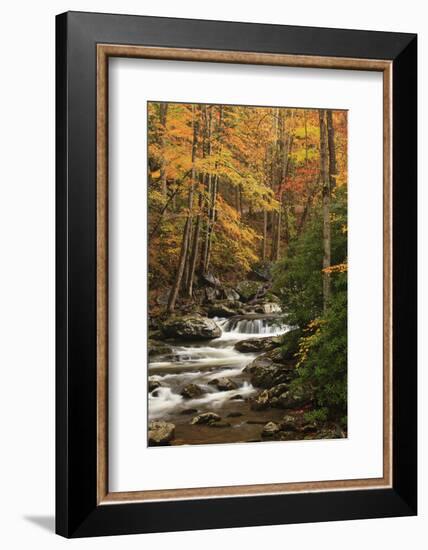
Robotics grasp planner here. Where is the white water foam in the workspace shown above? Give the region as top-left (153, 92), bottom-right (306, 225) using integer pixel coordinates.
top-left (148, 314), bottom-right (290, 420)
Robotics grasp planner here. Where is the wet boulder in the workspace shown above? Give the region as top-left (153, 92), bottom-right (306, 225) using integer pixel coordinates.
top-left (190, 412), bottom-right (221, 425)
top-left (261, 421), bottom-right (281, 437)
top-left (229, 394), bottom-right (244, 401)
top-left (162, 314), bottom-right (221, 341)
top-left (148, 379), bottom-right (161, 392)
top-left (180, 407), bottom-right (199, 415)
top-left (148, 421), bottom-right (175, 446)
top-left (250, 383), bottom-right (312, 411)
top-left (234, 336), bottom-right (281, 353)
top-left (243, 349), bottom-right (297, 388)
top-left (222, 287), bottom-right (240, 301)
top-left (250, 389), bottom-right (270, 410)
top-left (148, 339), bottom-right (173, 357)
top-left (270, 386), bottom-right (313, 409)
top-left (208, 300), bottom-right (242, 318)
top-left (257, 302), bottom-right (282, 314)
top-left (208, 377), bottom-right (238, 391)
top-left (180, 383), bottom-right (204, 399)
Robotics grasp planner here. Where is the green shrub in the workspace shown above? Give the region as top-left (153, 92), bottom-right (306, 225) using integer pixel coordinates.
top-left (273, 187), bottom-right (348, 422)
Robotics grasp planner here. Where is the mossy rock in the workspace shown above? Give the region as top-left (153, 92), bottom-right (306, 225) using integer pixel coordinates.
top-left (148, 339), bottom-right (173, 357)
top-left (236, 280), bottom-right (263, 302)
top-left (162, 314), bottom-right (221, 340)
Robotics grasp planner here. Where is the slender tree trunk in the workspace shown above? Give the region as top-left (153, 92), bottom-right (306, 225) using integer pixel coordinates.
top-left (159, 103), bottom-right (168, 198)
top-left (327, 110), bottom-right (337, 190)
top-left (304, 110), bottom-right (309, 167)
top-left (319, 109), bottom-right (331, 312)
top-left (261, 145), bottom-right (269, 260)
top-left (200, 107), bottom-right (213, 274)
top-left (186, 188), bottom-right (203, 296)
top-left (205, 174), bottom-right (218, 272)
top-left (201, 105), bottom-right (222, 274)
top-left (262, 209), bottom-right (268, 260)
top-left (188, 105), bottom-right (215, 295)
top-left (167, 107), bottom-right (199, 313)
top-left (200, 171), bottom-right (212, 271)
top-left (270, 109), bottom-right (280, 261)
top-left (273, 112), bottom-right (293, 261)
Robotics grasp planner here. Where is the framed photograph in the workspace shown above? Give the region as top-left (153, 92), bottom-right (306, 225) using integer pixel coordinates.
top-left (56, 11), bottom-right (417, 537)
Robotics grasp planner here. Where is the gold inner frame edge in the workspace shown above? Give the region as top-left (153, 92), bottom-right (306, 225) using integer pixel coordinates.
top-left (96, 44), bottom-right (393, 505)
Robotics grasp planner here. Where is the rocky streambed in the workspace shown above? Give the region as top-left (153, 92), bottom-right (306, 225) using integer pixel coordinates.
top-left (147, 313), bottom-right (344, 446)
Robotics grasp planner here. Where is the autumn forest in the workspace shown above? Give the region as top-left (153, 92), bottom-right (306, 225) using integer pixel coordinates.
top-left (147, 102), bottom-right (348, 447)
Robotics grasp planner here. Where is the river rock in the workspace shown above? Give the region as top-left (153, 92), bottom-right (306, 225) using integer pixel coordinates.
top-left (180, 407), bottom-right (199, 415)
top-left (270, 386), bottom-right (313, 409)
top-left (204, 286), bottom-right (221, 303)
top-left (148, 421), bottom-right (175, 445)
top-left (208, 420), bottom-right (232, 428)
top-left (250, 389), bottom-right (270, 410)
top-left (148, 339), bottom-right (173, 357)
top-left (180, 383), bottom-right (204, 399)
top-left (208, 377), bottom-right (238, 391)
top-left (234, 336), bottom-right (281, 353)
top-left (201, 272), bottom-right (221, 287)
top-left (261, 421), bottom-right (281, 437)
top-left (226, 411), bottom-right (243, 418)
top-left (162, 314), bottom-right (221, 340)
top-left (280, 414), bottom-right (301, 431)
top-left (148, 379), bottom-right (161, 392)
top-left (236, 281), bottom-right (263, 302)
top-left (208, 300), bottom-right (242, 318)
top-left (250, 383), bottom-right (312, 411)
top-left (258, 302), bottom-right (282, 314)
top-left (222, 287), bottom-right (240, 301)
top-left (190, 412), bottom-right (221, 425)
top-left (244, 349), bottom-right (297, 388)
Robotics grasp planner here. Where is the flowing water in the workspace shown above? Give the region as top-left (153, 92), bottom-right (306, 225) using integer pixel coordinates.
top-left (148, 315), bottom-right (290, 445)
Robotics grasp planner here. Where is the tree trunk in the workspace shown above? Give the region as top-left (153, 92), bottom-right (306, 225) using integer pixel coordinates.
top-left (270, 109), bottom-right (280, 261)
top-left (167, 107), bottom-right (199, 313)
top-left (327, 110), bottom-right (337, 190)
top-left (200, 107), bottom-right (213, 274)
top-left (273, 112), bottom-right (293, 261)
top-left (201, 105), bottom-right (222, 274)
top-left (319, 109), bottom-right (331, 312)
top-left (262, 209), bottom-right (268, 260)
top-left (304, 110), bottom-right (309, 167)
top-left (205, 174), bottom-right (218, 272)
top-left (186, 188), bottom-right (203, 296)
top-left (159, 102), bottom-right (168, 198)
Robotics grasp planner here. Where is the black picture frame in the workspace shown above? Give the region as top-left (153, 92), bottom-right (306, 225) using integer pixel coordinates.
top-left (56, 11), bottom-right (417, 538)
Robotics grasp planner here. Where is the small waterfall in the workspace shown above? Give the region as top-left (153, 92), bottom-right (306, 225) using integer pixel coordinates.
top-left (221, 316), bottom-right (287, 336)
top-left (148, 314), bottom-right (290, 421)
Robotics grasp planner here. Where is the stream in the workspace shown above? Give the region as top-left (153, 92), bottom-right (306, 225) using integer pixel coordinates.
top-left (148, 315), bottom-right (291, 445)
